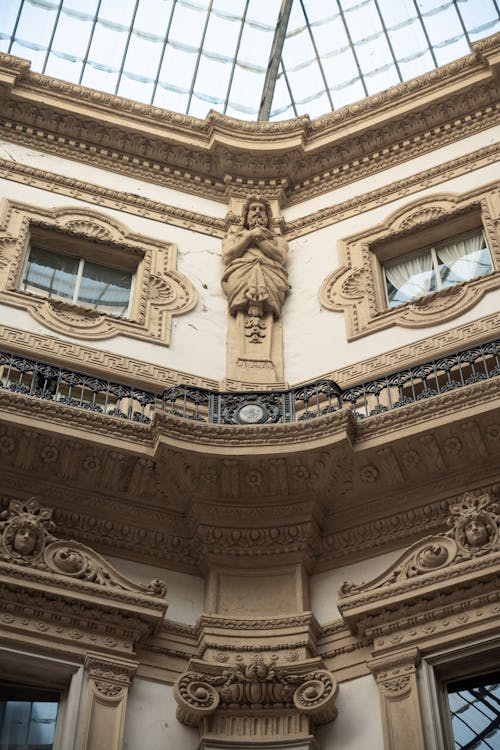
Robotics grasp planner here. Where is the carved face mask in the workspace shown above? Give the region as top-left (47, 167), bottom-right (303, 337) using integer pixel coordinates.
top-left (246, 202), bottom-right (268, 228)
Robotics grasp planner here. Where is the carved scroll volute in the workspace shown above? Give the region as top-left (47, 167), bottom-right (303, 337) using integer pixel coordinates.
top-left (293, 669), bottom-right (338, 724)
top-left (80, 654), bottom-right (137, 750)
top-left (173, 672), bottom-right (220, 727)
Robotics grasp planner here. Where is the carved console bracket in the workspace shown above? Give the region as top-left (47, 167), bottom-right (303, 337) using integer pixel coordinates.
top-left (174, 655), bottom-right (337, 741)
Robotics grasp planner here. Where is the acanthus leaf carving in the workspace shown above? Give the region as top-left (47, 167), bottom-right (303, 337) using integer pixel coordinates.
top-left (174, 656), bottom-right (338, 730)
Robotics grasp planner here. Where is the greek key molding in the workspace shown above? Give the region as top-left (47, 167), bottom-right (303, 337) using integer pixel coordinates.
top-left (0, 199), bottom-right (197, 345)
top-left (319, 187), bottom-right (500, 340)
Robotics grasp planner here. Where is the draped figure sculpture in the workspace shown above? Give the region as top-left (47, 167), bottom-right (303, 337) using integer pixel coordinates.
top-left (222, 197), bottom-right (289, 320)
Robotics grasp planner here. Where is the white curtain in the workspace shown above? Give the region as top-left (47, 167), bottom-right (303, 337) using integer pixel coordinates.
top-left (437, 232), bottom-right (489, 283)
top-left (385, 251), bottom-right (434, 304)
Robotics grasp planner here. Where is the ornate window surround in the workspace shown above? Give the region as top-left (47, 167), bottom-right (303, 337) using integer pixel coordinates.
top-left (0, 200), bottom-right (197, 345)
top-left (319, 185), bottom-right (500, 340)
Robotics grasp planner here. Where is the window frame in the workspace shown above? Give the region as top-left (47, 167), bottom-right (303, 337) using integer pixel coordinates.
top-left (20, 242), bottom-right (135, 319)
top-left (0, 646), bottom-right (84, 750)
top-left (0, 201), bottom-right (197, 346)
top-left (419, 638), bottom-right (500, 750)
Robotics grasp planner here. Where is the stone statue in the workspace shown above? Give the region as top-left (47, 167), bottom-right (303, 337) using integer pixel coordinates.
top-left (221, 197), bottom-right (289, 319)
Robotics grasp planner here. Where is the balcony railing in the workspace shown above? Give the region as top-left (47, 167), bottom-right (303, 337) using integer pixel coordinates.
top-left (0, 338), bottom-right (499, 427)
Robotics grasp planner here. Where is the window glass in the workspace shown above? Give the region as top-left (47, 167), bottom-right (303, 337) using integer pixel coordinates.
top-left (22, 246), bottom-right (79, 301)
top-left (0, 682), bottom-right (59, 750)
top-left (78, 261), bottom-right (132, 315)
top-left (384, 230), bottom-right (492, 307)
top-left (22, 246), bottom-right (132, 316)
top-left (447, 671), bottom-right (500, 749)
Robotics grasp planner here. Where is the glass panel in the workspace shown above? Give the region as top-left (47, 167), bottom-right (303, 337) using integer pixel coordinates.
top-left (0, 699), bottom-right (58, 749)
top-left (384, 249), bottom-right (437, 307)
top-left (447, 671), bottom-right (500, 750)
top-left (22, 247), bottom-right (79, 302)
top-left (78, 261), bottom-right (132, 315)
top-left (436, 231), bottom-right (492, 286)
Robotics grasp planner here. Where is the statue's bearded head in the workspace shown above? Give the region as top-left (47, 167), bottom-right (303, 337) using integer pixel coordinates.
top-left (245, 200), bottom-right (270, 229)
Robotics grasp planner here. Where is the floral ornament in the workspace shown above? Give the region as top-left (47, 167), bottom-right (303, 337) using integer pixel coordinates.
top-left (40, 445), bottom-right (58, 464)
top-left (359, 464), bottom-right (379, 483)
top-left (291, 465), bottom-right (310, 482)
top-left (245, 469), bottom-right (263, 488)
top-left (403, 450), bottom-right (421, 467)
top-left (83, 455), bottom-right (101, 472)
top-left (444, 437), bottom-right (462, 456)
top-left (486, 424), bottom-right (500, 441)
top-left (0, 435), bottom-right (15, 455)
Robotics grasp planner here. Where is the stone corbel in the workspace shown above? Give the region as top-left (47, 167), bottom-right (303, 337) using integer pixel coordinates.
top-left (367, 648), bottom-right (425, 750)
top-left (79, 653), bottom-right (137, 750)
top-left (174, 656), bottom-right (337, 743)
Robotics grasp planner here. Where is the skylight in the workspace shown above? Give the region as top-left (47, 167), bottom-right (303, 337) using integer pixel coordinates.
top-left (1, 0), bottom-right (499, 121)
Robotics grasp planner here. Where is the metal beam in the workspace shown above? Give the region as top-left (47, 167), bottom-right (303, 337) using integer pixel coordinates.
top-left (258, 0), bottom-right (294, 121)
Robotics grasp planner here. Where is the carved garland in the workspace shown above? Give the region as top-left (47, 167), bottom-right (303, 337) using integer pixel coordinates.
top-left (0, 200), bottom-right (197, 345)
top-left (319, 188), bottom-right (500, 340)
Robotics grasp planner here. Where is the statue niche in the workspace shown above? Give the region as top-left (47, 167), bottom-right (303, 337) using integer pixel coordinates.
top-left (222, 196), bottom-right (289, 385)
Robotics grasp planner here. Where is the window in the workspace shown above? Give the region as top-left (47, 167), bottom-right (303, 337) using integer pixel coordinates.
top-left (21, 245), bottom-right (133, 317)
top-left (447, 672), bottom-right (500, 750)
top-left (0, 682), bottom-right (60, 750)
top-left (384, 230), bottom-right (493, 308)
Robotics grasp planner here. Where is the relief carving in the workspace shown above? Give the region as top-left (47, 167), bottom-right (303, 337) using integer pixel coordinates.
top-left (174, 655), bottom-right (337, 732)
top-left (222, 196), bottom-right (289, 384)
top-left (0, 496), bottom-right (167, 597)
top-left (339, 490), bottom-right (500, 599)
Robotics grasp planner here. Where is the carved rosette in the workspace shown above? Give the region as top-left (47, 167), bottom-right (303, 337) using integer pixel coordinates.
top-left (174, 657), bottom-right (338, 731)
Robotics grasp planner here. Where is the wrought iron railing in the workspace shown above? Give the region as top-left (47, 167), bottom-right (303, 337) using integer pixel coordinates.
top-left (0, 338), bottom-right (499, 427)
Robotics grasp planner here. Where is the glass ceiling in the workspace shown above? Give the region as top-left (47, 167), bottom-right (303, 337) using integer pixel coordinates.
top-left (1, 0), bottom-right (499, 122)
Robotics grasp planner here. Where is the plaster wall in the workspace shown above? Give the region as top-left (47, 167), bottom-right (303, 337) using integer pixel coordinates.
top-left (315, 674), bottom-right (384, 750)
top-left (311, 549), bottom-right (402, 624)
top-left (107, 555), bottom-right (204, 626)
top-left (123, 679), bottom-right (198, 750)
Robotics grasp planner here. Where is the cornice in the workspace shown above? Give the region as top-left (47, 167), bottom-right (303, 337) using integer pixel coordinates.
top-left (0, 157), bottom-right (226, 239)
top-left (0, 34), bottom-right (498, 204)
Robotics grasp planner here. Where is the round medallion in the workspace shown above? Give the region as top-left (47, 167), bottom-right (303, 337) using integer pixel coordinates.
top-left (236, 403), bottom-right (267, 424)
